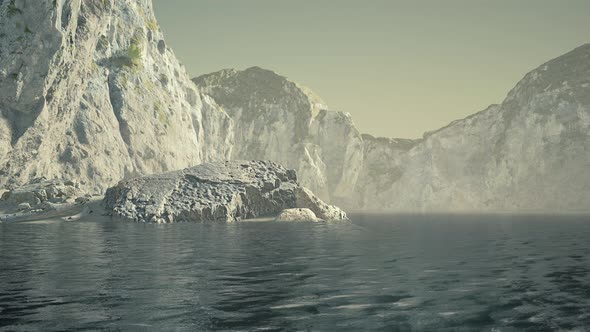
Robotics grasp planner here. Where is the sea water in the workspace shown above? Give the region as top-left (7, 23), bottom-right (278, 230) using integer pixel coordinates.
top-left (1, 213), bottom-right (589, 331)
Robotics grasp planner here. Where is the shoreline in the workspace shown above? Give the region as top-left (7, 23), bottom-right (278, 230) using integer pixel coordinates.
top-left (0, 196), bottom-right (105, 223)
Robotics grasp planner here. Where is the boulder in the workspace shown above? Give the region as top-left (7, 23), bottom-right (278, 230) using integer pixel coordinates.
top-left (296, 187), bottom-right (348, 220)
top-left (0, 180), bottom-right (82, 207)
top-left (0, 180), bottom-right (94, 223)
top-left (103, 160), bottom-right (348, 223)
top-left (275, 208), bottom-right (320, 222)
top-left (17, 203), bottom-right (32, 211)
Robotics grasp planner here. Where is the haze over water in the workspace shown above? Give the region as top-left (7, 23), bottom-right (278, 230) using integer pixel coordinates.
top-left (1, 214), bottom-right (590, 331)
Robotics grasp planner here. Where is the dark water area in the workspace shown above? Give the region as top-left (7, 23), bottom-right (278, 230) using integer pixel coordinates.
top-left (1, 214), bottom-right (590, 331)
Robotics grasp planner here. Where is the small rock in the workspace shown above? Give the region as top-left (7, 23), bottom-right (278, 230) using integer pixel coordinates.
top-left (296, 187), bottom-right (348, 221)
top-left (48, 197), bottom-right (66, 204)
top-left (17, 203), bottom-right (31, 211)
top-left (275, 208), bottom-right (320, 222)
top-left (1, 180), bottom-right (82, 208)
top-left (75, 196), bottom-right (88, 204)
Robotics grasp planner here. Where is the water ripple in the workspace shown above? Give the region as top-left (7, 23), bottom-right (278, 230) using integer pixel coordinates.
top-left (1, 214), bottom-right (590, 330)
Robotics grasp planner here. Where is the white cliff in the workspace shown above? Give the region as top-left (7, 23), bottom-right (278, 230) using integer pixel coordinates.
top-left (352, 135), bottom-right (421, 210)
top-left (195, 45), bottom-right (590, 212)
top-left (193, 67), bottom-right (364, 204)
top-left (0, 0), bottom-right (233, 194)
top-left (1, 1), bottom-right (588, 213)
top-left (360, 44), bottom-right (590, 212)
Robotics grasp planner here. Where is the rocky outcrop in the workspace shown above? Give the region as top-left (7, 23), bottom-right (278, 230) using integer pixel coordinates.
top-left (295, 186), bottom-right (348, 220)
top-left (0, 179), bottom-right (94, 223)
top-left (0, 0), bottom-right (233, 194)
top-left (193, 67), bottom-right (364, 203)
top-left (103, 160), bottom-right (348, 223)
top-left (0, 179), bottom-right (82, 206)
top-left (275, 208), bottom-right (320, 222)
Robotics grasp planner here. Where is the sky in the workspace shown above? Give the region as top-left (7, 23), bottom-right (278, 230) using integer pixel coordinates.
top-left (153, 0), bottom-right (590, 139)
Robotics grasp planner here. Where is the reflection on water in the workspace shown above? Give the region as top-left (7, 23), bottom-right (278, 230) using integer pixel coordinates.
top-left (1, 214), bottom-right (590, 331)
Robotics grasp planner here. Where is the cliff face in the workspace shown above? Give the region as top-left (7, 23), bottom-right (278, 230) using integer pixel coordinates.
top-left (195, 45), bottom-right (590, 212)
top-left (2, 1), bottom-right (588, 212)
top-left (351, 135), bottom-right (421, 210)
top-left (193, 67), bottom-right (364, 204)
top-left (0, 0), bottom-right (233, 194)
top-left (363, 45), bottom-right (590, 212)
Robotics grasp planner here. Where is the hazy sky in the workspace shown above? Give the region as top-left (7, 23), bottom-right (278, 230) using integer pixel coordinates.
top-left (153, 0), bottom-right (590, 138)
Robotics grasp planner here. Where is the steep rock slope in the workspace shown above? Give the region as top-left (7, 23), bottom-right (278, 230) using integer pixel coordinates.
top-left (195, 45), bottom-right (590, 212)
top-left (351, 135), bottom-right (422, 209)
top-left (0, 0), bottom-right (233, 194)
top-left (193, 67), bottom-right (363, 203)
top-left (357, 44), bottom-right (590, 211)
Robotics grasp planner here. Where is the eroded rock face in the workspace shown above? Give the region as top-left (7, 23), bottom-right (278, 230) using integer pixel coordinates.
top-left (103, 160), bottom-right (348, 223)
top-left (0, 0), bottom-right (233, 194)
top-left (194, 45), bottom-right (590, 212)
top-left (275, 208), bottom-right (319, 222)
top-left (193, 67), bottom-right (364, 203)
top-left (2, 1), bottom-right (588, 213)
top-left (353, 45), bottom-right (590, 212)
top-left (350, 135), bottom-right (422, 210)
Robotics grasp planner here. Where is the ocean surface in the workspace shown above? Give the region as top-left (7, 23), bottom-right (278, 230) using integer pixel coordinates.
top-left (1, 213), bottom-right (590, 331)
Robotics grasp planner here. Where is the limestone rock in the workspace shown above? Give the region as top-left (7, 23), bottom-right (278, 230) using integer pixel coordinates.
top-left (17, 202), bottom-right (31, 211)
top-left (353, 44), bottom-right (590, 212)
top-left (0, 178), bottom-right (93, 222)
top-left (295, 186), bottom-right (348, 221)
top-left (103, 160), bottom-right (348, 223)
top-left (275, 208), bottom-right (319, 222)
top-left (350, 135), bottom-right (422, 210)
top-left (309, 110), bottom-right (363, 203)
top-left (0, 179), bottom-right (81, 207)
top-left (2, 0), bottom-right (588, 213)
top-left (195, 45), bottom-right (590, 212)
top-left (0, 0), bottom-right (233, 194)
top-left (193, 67), bottom-right (364, 203)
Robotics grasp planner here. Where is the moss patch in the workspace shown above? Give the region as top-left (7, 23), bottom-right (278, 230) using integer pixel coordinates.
top-left (154, 101), bottom-right (170, 127)
top-left (123, 29), bottom-right (147, 71)
top-left (8, 0), bottom-right (23, 17)
top-left (127, 38), bottom-right (142, 68)
top-left (146, 19), bottom-right (158, 31)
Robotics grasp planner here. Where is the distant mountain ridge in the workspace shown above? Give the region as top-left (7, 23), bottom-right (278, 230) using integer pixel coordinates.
top-left (195, 44), bottom-right (590, 211)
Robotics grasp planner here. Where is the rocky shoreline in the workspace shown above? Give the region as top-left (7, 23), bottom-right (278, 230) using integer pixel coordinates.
top-left (104, 160), bottom-right (347, 223)
top-left (0, 180), bottom-right (101, 223)
top-left (1, 161), bottom-right (348, 224)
